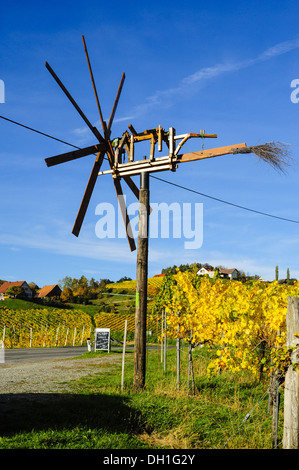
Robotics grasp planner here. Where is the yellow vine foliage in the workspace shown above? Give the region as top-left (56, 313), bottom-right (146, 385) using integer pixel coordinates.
top-left (164, 272), bottom-right (299, 377)
top-left (0, 306), bottom-right (93, 348)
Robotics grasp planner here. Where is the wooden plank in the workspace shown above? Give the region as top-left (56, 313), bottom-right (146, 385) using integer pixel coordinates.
top-left (176, 143), bottom-right (247, 163)
top-left (45, 143), bottom-right (105, 167)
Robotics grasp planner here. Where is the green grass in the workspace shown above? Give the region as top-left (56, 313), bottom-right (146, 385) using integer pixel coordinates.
top-left (1, 299), bottom-right (57, 310)
top-left (0, 346), bottom-right (282, 449)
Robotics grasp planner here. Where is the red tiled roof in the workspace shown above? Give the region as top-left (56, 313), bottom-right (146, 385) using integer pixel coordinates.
top-left (37, 284), bottom-right (61, 298)
top-left (0, 281), bottom-right (26, 294)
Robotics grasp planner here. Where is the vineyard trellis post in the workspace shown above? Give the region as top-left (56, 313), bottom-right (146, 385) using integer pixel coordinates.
top-left (73, 327), bottom-right (77, 346)
top-left (177, 323), bottom-right (180, 390)
top-left (121, 319), bottom-right (128, 392)
top-left (283, 296), bottom-right (299, 449)
top-left (188, 330), bottom-right (195, 396)
top-left (64, 328), bottom-right (69, 346)
top-left (160, 310), bottom-right (164, 363)
top-left (164, 310), bottom-right (167, 373)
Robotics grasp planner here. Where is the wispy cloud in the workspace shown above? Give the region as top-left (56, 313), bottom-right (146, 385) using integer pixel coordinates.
top-left (71, 37), bottom-right (299, 136)
top-left (127, 37), bottom-right (299, 119)
top-left (0, 230), bottom-right (135, 264)
top-left (0, 220), bottom-right (176, 265)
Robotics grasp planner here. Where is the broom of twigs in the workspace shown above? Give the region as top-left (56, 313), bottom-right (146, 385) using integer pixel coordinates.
top-left (232, 141), bottom-right (292, 172)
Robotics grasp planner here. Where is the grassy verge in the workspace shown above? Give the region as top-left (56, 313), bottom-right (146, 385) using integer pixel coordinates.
top-left (0, 346), bottom-right (283, 449)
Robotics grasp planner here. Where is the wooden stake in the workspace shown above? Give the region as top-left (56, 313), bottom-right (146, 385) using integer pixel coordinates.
top-left (177, 325), bottom-right (180, 391)
top-left (133, 172), bottom-right (149, 391)
top-left (164, 310), bottom-right (167, 373)
top-left (121, 320), bottom-right (128, 392)
top-left (283, 297), bottom-right (299, 449)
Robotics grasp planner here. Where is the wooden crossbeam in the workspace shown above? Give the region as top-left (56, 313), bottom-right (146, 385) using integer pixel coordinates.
top-left (98, 143), bottom-right (247, 177)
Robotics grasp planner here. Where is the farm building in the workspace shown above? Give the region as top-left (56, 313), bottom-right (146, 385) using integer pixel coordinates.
top-left (197, 267), bottom-right (215, 278)
top-left (36, 284), bottom-right (62, 300)
top-left (0, 281), bottom-right (32, 300)
top-left (219, 268), bottom-right (238, 280)
top-left (197, 267), bottom-right (238, 280)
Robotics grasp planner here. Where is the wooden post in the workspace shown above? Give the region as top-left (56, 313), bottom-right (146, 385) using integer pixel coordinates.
top-left (164, 310), bottom-right (167, 372)
top-left (270, 373), bottom-right (281, 448)
top-left (188, 331), bottom-right (195, 396)
top-left (55, 326), bottom-right (59, 347)
top-left (161, 310), bottom-right (164, 363)
top-left (133, 172), bottom-right (149, 391)
top-left (177, 326), bottom-right (180, 390)
top-left (65, 328), bottom-right (69, 346)
top-left (121, 320), bottom-right (128, 392)
top-left (283, 297), bottom-right (299, 449)
top-left (73, 327), bottom-right (77, 346)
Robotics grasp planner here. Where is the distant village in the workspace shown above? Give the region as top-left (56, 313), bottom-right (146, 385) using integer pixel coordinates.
top-left (0, 263), bottom-right (295, 302)
top-left (0, 281), bottom-right (61, 302)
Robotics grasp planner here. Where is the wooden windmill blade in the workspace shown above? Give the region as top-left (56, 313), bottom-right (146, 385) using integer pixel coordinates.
top-left (104, 71), bottom-right (142, 203)
top-left (72, 151), bottom-right (106, 237)
top-left (81, 35), bottom-right (139, 251)
top-left (113, 178), bottom-right (136, 251)
top-left (104, 73), bottom-right (137, 250)
top-left (45, 143), bottom-right (105, 167)
top-left (81, 35), bottom-right (107, 135)
top-left (45, 61), bottom-right (105, 144)
top-left (107, 71), bottom-right (125, 133)
top-left (44, 39), bottom-right (138, 251)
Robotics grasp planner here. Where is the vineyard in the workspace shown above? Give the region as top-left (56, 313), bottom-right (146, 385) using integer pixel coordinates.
top-left (0, 306), bottom-right (93, 348)
top-left (155, 271), bottom-right (299, 378)
top-left (94, 312), bottom-right (160, 337)
top-left (2, 272), bottom-right (299, 373)
top-left (107, 275), bottom-right (166, 293)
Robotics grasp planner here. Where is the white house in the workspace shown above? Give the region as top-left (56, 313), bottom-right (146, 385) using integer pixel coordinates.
top-left (197, 267), bottom-right (215, 278)
top-left (197, 267), bottom-right (238, 280)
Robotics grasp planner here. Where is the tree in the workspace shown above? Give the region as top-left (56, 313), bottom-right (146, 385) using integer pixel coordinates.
top-left (287, 268), bottom-right (290, 284)
top-left (28, 282), bottom-right (39, 297)
top-left (61, 287), bottom-right (74, 302)
top-left (275, 265), bottom-right (279, 281)
top-left (6, 286), bottom-right (23, 298)
top-left (58, 276), bottom-right (73, 290)
top-left (117, 276), bottom-right (132, 283)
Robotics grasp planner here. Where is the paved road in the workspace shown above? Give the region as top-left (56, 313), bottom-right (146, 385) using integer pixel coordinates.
top-left (1, 346), bottom-right (88, 365)
top-left (1, 344), bottom-right (163, 366)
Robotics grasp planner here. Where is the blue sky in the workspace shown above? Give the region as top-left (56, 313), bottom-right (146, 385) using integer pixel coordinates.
top-left (1, 0), bottom-right (299, 286)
